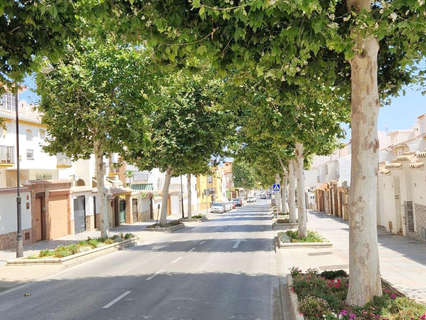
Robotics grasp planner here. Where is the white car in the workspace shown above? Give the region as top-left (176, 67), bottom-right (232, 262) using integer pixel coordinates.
top-left (224, 202), bottom-right (233, 211)
top-left (247, 196), bottom-right (256, 203)
top-left (210, 202), bottom-right (225, 213)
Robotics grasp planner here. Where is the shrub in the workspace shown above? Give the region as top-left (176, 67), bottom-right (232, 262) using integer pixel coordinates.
top-left (39, 249), bottom-right (54, 258)
top-left (104, 238), bottom-right (114, 244)
top-left (285, 230), bottom-right (324, 243)
top-left (87, 239), bottom-right (99, 248)
top-left (124, 233), bottom-right (134, 239)
top-left (299, 296), bottom-right (332, 319)
top-left (320, 270), bottom-right (348, 280)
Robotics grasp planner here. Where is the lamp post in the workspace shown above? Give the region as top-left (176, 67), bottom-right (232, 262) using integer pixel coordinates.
top-left (180, 175), bottom-right (184, 218)
top-left (15, 85), bottom-right (23, 258)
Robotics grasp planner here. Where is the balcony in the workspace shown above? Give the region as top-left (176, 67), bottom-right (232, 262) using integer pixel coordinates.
top-left (56, 153), bottom-right (72, 168)
top-left (0, 145), bottom-right (14, 168)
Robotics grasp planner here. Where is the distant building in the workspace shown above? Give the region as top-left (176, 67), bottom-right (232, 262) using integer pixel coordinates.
top-left (305, 113), bottom-right (426, 241)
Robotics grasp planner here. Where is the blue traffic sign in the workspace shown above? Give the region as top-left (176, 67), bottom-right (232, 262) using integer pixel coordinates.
top-left (272, 184), bottom-right (280, 192)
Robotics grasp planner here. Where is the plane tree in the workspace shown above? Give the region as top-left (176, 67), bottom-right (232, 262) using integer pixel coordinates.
top-left (35, 40), bottom-right (153, 237)
top-left (123, 72), bottom-right (236, 225)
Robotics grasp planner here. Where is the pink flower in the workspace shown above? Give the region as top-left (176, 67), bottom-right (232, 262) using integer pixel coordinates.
top-left (420, 314), bottom-right (426, 320)
top-left (390, 293), bottom-right (397, 299)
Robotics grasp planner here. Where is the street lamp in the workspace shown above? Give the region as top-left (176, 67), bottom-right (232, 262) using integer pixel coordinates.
top-left (15, 84), bottom-right (23, 258)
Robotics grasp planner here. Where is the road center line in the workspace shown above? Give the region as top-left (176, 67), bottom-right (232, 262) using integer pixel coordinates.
top-left (171, 256), bottom-right (183, 264)
top-left (199, 241), bottom-right (206, 245)
top-left (102, 290), bottom-right (131, 309)
top-left (146, 270), bottom-right (164, 281)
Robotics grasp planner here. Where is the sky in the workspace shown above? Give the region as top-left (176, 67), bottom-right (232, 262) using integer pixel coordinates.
top-left (20, 74), bottom-right (425, 137)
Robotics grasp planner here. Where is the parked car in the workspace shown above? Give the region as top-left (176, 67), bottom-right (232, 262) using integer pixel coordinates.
top-left (260, 194), bottom-right (267, 199)
top-left (224, 202), bottom-right (233, 211)
top-left (233, 198), bottom-right (243, 207)
top-left (210, 202), bottom-right (226, 213)
top-left (247, 196), bottom-right (256, 203)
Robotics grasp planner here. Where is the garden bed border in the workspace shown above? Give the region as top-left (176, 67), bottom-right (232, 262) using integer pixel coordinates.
top-left (6, 237), bottom-right (138, 266)
top-left (287, 274), bottom-right (305, 320)
top-left (144, 223), bottom-right (185, 232)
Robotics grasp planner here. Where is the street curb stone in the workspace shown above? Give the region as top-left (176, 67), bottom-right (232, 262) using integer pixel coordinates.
top-left (6, 238), bottom-right (138, 265)
top-left (287, 274), bottom-right (305, 320)
top-left (144, 223), bottom-right (185, 233)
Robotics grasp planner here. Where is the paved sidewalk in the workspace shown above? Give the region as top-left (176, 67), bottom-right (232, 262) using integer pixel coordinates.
top-left (0, 214), bottom-right (184, 264)
top-left (277, 210), bottom-right (426, 303)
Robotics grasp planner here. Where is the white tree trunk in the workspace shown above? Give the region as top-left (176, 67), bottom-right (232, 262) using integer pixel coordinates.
top-left (288, 160), bottom-right (297, 223)
top-left (346, 6), bottom-right (382, 303)
top-left (95, 141), bottom-right (108, 238)
top-left (160, 168), bottom-right (172, 226)
top-left (295, 143), bottom-right (307, 238)
top-left (281, 174), bottom-right (288, 214)
top-left (187, 174), bottom-right (192, 218)
top-left (275, 173), bottom-right (282, 214)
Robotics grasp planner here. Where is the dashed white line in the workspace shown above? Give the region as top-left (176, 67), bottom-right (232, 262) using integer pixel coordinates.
top-left (146, 270), bottom-right (164, 281)
top-left (102, 290), bottom-right (131, 309)
top-left (171, 256), bottom-right (183, 264)
top-left (199, 241), bottom-right (206, 245)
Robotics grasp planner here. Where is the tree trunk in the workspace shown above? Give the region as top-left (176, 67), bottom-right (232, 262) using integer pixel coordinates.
top-left (187, 174), bottom-right (192, 218)
top-left (160, 168), bottom-right (173, 226)
top-left (281, 174), bottom-right (288, 214)
top-left (275, 173), bottom-right (282, 214)
top-left (94, 141), bottom-right (108, 238)
top-left (288, 160), bottom-right (297, 223)
top-left (295, 143), bottom-right (307, 238)
top-left (346, 0), bottom-right (382, 304)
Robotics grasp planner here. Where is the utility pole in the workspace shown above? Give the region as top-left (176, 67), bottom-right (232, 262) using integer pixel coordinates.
top-left (15, 84), bottom-right (23, 258)
top-left (180, 175), bottom-right (185, 218)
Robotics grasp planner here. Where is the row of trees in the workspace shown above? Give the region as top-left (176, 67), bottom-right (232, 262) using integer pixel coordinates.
top-left (2, 0), bottom-right (424, 307)
top-left (36, 41), bottom-right (236, 233)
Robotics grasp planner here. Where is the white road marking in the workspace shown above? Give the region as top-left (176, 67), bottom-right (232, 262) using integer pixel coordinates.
top-left (151, 245), bottom-right (166, 250)
top-left (232, 239), bottom-right (245, 249)
top-left (189, 247), bottom-right (196, 252)
top-left (199, 241), bottom-right (206, 245)
top-left (146, 270), bottom-right (164, 281)
top-left (102, 290), bottom-right (131, 309)
top-left (171, 256), bottom-right (183, 264)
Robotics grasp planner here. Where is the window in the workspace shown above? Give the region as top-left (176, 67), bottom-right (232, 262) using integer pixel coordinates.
top-left (0, 145), bottom-right (14, 164)
top-left (26, 149), bottom-right (34, 160)
top-left (207, 175), bottom-right (213, 184)
top-left (26, 129), bottom-right (33, 141)
top-left (0, 93), bottom-right (16, 111)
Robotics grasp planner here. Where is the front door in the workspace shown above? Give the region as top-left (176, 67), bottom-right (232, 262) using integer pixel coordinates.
top-left (119, 199), bottom-right (126, 224)
top-left (132, 199), bottom-right (138, 222)
top-left (73, 196), bottom-right (86, 233)
top-left (33, 193), bottom-right (46, 241)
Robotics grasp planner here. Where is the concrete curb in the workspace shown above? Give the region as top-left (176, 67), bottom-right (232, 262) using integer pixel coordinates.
top-left (272, 222), bottom-right (299, 230)
top-left (144, 223), bottom-right (185, 232)
top-left (279, 241), bottom-right (333, 249)
top-left (6, 238), bottom-right (138, 266)
top-left (180, 218), bottom-right (208, 223)
top-left (287, 274), bottom-right (305, 320)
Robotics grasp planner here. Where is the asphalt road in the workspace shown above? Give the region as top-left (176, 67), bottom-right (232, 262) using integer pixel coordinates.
top-left (0, 201), bottom-right (285, 320)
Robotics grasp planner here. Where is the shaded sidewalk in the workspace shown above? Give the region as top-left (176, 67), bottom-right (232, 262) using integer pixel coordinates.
top-left (277, 210), bottom-right (426, 303)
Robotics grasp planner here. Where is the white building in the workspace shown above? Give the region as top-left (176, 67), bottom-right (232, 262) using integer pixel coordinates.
top-left (305, 113), bottom-right (426, 241)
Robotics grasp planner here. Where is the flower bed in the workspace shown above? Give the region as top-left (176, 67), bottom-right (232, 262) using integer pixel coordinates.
top-left (290, 268), bottom-right (426, 320)
top-left (280, 230), bottom-right (324, 243)
top-left (26, 234), bottom-right (135, 259)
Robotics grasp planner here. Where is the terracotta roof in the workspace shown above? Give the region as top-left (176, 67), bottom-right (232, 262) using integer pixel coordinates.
top-left (385, 162), bottom-right (402, 169)
top-left (409, 162), bottom-right (424, 168)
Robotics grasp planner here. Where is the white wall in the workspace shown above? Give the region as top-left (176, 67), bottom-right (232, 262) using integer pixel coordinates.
top-left (0, 191), bottom-right (32, 235)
